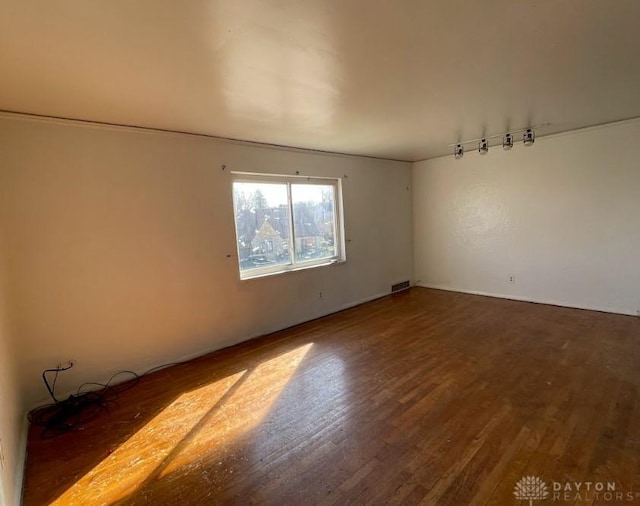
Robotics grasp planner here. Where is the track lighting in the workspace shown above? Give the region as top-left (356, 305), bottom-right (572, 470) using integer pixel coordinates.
top-left (523, 128), bottom-right (535, 146)
top-left (449, 124), bottom-right (547, 159)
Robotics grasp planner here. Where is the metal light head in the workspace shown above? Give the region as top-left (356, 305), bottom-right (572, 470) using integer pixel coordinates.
top-left (503, 133), bottom-right (514, 150)
top-left (523, 128), bottom-right (535, 146)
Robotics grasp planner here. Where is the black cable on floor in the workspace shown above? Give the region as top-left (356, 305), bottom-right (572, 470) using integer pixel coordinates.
top-left (29, 359), bottom-right (190, 439)
top-left (29, 369), bottom-right (141, 439)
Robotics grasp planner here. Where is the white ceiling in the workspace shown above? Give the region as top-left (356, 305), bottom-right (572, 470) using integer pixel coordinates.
top-left (2, 0), bottom-right (640, 161)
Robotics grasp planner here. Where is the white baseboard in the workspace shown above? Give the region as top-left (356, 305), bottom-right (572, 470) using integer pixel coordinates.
top-left (338, 291), bottom-right (390, 312)
top-left (26, 289), bottom-right (396, 411)
top-left (415, 283), bottom-right (637, 317)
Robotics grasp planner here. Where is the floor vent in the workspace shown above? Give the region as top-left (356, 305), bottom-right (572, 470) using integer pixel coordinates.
top-left (391, 280), bottom-right (410, 293)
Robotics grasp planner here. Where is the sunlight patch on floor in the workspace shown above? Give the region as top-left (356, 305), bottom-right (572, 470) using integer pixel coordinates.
top-left (51, 343), bottom-right (313, 504)
top-left (160, 342), bottom-right (314, 476)
top-left (52, 370), bottom-right (247, 505)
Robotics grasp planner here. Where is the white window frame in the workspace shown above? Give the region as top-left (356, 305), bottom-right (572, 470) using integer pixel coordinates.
top-left (231, 172), bottom-right (346, 280)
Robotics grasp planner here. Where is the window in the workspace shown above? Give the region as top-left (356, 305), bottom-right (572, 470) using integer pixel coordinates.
top-left (232, 173), bottom-right (345, 279)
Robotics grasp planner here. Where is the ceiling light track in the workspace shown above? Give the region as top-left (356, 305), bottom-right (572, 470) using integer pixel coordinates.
top-left (450, 123), bottom-right (550, 159)
top-left (447, 123), bottom-right (550, 147)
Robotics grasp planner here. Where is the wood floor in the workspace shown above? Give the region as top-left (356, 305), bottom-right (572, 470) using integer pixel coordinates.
top-left (23, 288), bottom-right (640, 505)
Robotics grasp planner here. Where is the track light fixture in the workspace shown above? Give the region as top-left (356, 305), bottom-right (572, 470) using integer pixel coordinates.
top-left (523, 128), bottom-right (535, 146)
top-left (449, 124), bottom-right (548, 159)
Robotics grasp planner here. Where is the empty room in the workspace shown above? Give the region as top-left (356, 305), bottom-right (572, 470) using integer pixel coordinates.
top-left (1, 1), bottom-right (640, 504)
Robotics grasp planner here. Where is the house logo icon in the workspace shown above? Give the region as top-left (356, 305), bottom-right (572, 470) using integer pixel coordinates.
top-left (513, 476), bottom-right (549, 505)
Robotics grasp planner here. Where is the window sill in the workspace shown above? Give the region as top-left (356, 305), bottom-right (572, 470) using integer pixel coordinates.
top-left (239, 258), bottom-right (345, 281)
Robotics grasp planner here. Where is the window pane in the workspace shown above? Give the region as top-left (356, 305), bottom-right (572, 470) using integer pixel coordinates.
top-left (291, 184), bottom-right (336, 262)
top-left (233, 182), bottom-right (291, 272)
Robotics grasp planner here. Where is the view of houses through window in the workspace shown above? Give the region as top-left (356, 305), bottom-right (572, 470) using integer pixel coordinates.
top-left (232, 176), bottom-right (343, 279)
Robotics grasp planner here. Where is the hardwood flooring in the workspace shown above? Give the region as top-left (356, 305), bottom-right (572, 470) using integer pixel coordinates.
top-left (22, 288), bottom-right (640, 505)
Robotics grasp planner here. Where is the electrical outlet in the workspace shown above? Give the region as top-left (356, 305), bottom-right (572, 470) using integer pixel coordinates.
top-left (319, 292), bottom-right (324, 300)
top-left (508, 275), bottom-right (515, 284)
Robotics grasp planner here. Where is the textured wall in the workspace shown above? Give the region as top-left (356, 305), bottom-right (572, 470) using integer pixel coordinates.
top-left (0, 114), bottom-right (413, 408)
top-left (0, 227), bottom-right (25, 506)
top-left (413, 119), bottom-right (640, 316)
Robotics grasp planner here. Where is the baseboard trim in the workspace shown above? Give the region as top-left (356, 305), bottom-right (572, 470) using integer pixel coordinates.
top-left (158, 291), bottom-right (391, 373)
top-left (338, 291), bottom-right (390, 312)
top-left (26, 289), bottom-right (396, 411)
top-left (415, 283), bottom-right (637, 317)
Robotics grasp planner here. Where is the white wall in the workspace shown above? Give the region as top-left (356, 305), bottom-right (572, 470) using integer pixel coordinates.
top-left (0, 113), bottom-right (413, 409)
top-left (413, 118), bottom-right (640, 316)
top-left (0, 226), bottom-right (25, 506)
